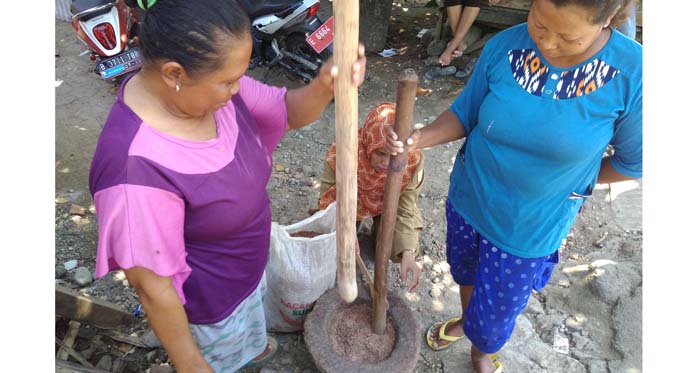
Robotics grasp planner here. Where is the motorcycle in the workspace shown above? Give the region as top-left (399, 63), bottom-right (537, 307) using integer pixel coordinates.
top-left (239, 0), bottom-right (334, 83)
top-left (69, 0), bottom-right (143, 81)
top-left (69, 0), bottom-right (333, 83)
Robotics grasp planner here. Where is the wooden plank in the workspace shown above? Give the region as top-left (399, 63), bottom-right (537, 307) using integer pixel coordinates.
top-left (491, 0), bottom-right (532, 10)
top-left (56, 284), bottom-right (134, 329)
top-left (479, 0), bottom-right (641, 28)
top-left (99, 329), bottom-right (149, 348)
top-left (477, 6), bottom-right (529, 28)
top-left (55, 337), bottom-right (95, 368)
top-left (57, 320), bottom-right (81, 360)
top-left (55, 359), bottom-right (110, 373)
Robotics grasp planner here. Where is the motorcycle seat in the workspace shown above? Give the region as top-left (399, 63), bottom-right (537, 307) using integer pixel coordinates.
top-left (238, 0), bottom-right (304, 19)
top-left (70, 0), bottom-right (114, 20)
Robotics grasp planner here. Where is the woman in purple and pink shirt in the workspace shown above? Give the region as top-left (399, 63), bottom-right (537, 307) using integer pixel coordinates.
top-left (89, 0), bottom-right (366, 371)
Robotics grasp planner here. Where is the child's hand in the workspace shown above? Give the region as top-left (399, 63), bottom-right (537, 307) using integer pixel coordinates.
top-left (384, 127), bottom-right (421, 156)
top-left (400, 250), bottom-right (422, 292)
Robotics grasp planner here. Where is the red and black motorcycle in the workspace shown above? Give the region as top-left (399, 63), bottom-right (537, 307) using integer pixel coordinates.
top-left (69, 0), bottom-right (143, 81)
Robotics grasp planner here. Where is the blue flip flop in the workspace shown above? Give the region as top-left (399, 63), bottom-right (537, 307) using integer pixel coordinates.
top-left (425, 65), bottom-right (457, 80)
top-left (455, 57), bottom-right (478, 79)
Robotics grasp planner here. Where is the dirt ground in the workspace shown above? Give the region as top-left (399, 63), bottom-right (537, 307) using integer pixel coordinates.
top-left (55, 3), bottom-right (642, 372)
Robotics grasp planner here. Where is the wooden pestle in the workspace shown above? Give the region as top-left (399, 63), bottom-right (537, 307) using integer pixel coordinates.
top-left (372, 69), bottom-right (419, 334)
top-left (333, 0), bottom-right (359, 304)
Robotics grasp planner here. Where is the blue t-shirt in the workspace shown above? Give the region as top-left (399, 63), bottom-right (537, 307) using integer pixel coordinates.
top-left (448, 24), bottom-right (642, 258)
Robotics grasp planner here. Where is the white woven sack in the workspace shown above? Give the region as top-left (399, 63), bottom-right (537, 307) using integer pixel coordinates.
top-left (263, 202), bottom-right (337, 332)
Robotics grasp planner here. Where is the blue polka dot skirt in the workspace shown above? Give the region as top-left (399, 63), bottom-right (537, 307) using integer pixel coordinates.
top-left (445, 199), bottom-right (558, 353)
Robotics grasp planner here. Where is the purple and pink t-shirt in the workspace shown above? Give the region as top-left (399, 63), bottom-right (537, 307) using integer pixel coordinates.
top-left (89, 75), bottom-right (288, 324)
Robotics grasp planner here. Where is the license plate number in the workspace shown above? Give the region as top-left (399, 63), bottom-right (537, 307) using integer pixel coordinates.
top-left (97, 48), bottom-right (143, 79)
top-left (306, 16), bottom-right (334, 54)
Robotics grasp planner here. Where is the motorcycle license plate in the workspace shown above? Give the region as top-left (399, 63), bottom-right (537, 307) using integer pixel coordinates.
top-left (306, 16), bottom-right (334, 54)
top-left (97, 47), bottom-right (143, 80)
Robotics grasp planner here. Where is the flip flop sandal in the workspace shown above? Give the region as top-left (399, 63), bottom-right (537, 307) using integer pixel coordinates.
top-left (425, 66), bottom-right (457, 80)
top-left (455, 57), bottom-right (478, 79)
top-left (241, 335), bottom-right (278, 369)
top-left (425, 317), bottom-right (465, 351)
top-left (489, 353), bottom-right (505, 373)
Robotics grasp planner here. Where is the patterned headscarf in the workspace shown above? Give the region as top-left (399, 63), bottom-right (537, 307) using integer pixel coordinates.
top-left (319, 102), bottom-right (422, 220)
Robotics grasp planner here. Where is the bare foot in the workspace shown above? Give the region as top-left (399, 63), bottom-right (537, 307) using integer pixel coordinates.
top-left (471, 347), bottom-right (498, 373)
top-left (427, 318), bottom-right (465, 349)
top-left (439, 40), bottom-right (463, 66)
top-left (455, 40), bottom-right (468, 56)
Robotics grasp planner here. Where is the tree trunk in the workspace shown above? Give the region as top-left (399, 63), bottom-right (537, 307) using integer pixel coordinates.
top-left (359, 0), bottom-right (392, 52)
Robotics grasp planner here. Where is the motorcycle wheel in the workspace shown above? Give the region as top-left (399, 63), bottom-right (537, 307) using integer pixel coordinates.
top-left (283, 32), bottom-right (331, 77)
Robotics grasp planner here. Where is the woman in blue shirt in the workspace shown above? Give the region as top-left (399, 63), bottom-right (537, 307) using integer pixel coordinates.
top-left (387, 0), bottom-right (641, 371)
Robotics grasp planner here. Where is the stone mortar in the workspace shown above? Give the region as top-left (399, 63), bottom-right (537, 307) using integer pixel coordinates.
top-left (304, 286), bottom-right (420, 373)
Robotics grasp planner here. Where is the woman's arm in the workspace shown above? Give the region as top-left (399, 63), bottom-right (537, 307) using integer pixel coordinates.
top-left (286, 45), bottom-right (367, 130)
top-left (125, 267), bottom-right (213, 373)
top-left (385, 110), bottom-right (467, 155)
top-left (285, 74), bottom-right (335, 130)
top-left (597, 157), bottom-right (638, 184)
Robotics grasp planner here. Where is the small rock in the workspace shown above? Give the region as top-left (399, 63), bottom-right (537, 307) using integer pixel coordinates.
top-left (55, 197), bottom-right (69, 204)
top-left (431, 277), bottom-right (441, 284)
top-left (275, 164), bottom-right (285, 172)
top-left (571, 333), bottom-right (594, 352)
top-left (95, 355), bottom-right (113, 371)
top-left (69, 204), bottom-right (86, 216)
top-left (424, 56), bottom-right (441, 66)
top-left (63, 259), bottom-right (78, 271)
top-left (558, 278), bottom-right (571, 288)
top-left (587, 359), bottom-right (608, 373)
top-left (140, 329), bottom-right (162, 348)
top-left (55, 265), bottom-right (67, 279)
top-left (73, 267), bottom-right (93, 286)
top-left (119, 343), bottom-right (133, 354)
top-left (280, 355), bottom-right (292, 364)
top-left (78, 344), bottom-right (96, 360)
top-left (146, 350), bottom-right (157, 362)
top-left (302, 165), bottom-right (313, 175)
top-left (588, 262), bottom-right (641, 305)
top-left (426, 39), bottom-right (447, 57)
top-left (78, 325), bottom-right (97, 339)
top-left (524, 294), bottom-right (544, 315)
top-left (564, 315), bottom-right (584, 332)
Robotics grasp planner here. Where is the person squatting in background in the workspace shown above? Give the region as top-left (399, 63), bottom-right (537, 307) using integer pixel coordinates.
top-left (317, 102), bottom-right (425, 292)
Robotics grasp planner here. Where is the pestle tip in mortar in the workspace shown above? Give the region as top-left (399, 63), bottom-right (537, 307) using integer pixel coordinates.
top-left (338, 281), bottom-right (358, 303)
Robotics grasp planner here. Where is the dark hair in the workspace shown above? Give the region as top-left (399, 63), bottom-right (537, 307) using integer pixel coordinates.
top-left (546, 0), bottom-right (635, 27)
top-left (129, 0), bottom-right (251, 77)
